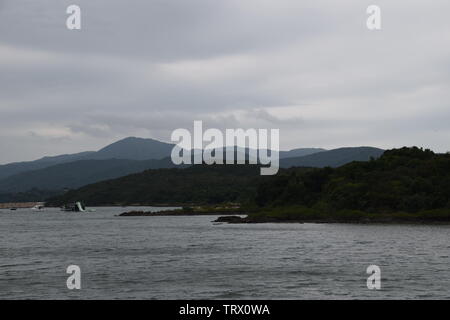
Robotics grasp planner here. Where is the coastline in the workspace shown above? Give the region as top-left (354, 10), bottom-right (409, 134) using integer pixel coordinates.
top-left (213, 215), bottom-right (450, 225)
top-left (119, 206), bottom-right (246, 217)
top-left (44, 204), bottom-right (187, 208)
top-left (119, 210), bottom-right (246, 217)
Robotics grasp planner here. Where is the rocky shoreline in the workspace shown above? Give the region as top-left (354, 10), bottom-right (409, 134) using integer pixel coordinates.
top-left (213, 215), bottom-right (450, 224)
top-left (119, 210), bottom-right (245, 217)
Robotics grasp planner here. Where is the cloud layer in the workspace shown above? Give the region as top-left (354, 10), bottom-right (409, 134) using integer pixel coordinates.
top-left (1, 0), bottom-right (449, 163)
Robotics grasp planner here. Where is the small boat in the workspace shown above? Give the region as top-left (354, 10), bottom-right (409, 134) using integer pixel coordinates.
top-left (31, 205), bottom-right (45, 211)
top-left (62, 201), bottom-right (86, 212)
top-left (10, 208), bottom-right (17, 211)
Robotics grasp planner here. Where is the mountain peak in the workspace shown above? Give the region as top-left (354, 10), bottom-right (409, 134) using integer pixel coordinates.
top-left (94, 137), bottom-right (174, 161)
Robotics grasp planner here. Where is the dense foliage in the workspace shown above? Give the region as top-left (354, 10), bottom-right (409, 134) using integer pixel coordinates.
top-left (46, 165), bottom-right (266, 206)
top-left (255, 147), bottom-right (450, 215)
top-left (47, 147), bottom-right (450, 221)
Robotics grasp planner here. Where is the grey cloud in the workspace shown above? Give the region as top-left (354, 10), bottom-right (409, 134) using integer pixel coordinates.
top-left (1, 0), bottom-right (450, 163)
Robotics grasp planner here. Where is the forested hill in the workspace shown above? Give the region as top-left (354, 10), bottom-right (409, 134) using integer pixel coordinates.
top-left (45, 165), bottom-right (269, 206)
top-left (46, 147), bottom-right (450, 221)
top-left (252, 147), bottom-right (450, 220)
top-left (0, 145), bottom-right (379, 199)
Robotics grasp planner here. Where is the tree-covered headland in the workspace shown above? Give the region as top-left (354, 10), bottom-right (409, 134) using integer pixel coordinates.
top-left (247, 147), bottom-right (450, 222)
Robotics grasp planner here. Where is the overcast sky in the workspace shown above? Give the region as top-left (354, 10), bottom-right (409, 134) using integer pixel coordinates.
top-left (0, 0), bottom-right (449, 164)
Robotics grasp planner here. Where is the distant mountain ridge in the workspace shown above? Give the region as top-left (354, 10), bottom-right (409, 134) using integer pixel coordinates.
top-left (279, 148), bottom-right (326, 159)
top-left (0, 151), bottom-right (95, 180)
top-left (86, 137), bottom-right (175, 161)
top-left (0, 137), bottom-right (325, 181)
top-left (0, 147), bottom-right (329, 194)
top-left (44, 146), bottom-right (386, 207)
top-left (0, 137), bottom-right (174, 180)
top-left (280, 147), bottom-right (384, 168)
top-left (0, 137), bottom-right (385, 202)
top-left (0, 158), bottom-right (180, 193)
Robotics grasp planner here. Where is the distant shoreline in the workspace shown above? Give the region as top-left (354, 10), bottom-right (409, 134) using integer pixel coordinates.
top-left (43, 204), bottom-right (185, 208)
top-left (213, 215), bottom-right (450, 225)
top-left (119, 211), bottom-right (245, 217)
top-left (119, 206), bottom-right (246, 217)
top-left (0, 202), bottom-right (44, 209)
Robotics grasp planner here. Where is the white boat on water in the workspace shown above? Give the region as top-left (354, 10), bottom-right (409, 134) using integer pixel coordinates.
top-left (62, 201), bottom-right (86, 212)
top-left (31, 204), bottom-right (45, 211)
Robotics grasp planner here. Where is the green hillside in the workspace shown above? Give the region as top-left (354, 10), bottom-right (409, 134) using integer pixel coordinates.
top-left (45, 165), bottom-right (268, 206)
top-left (46, 147), bottom-right (450, 223)
top-left (250, 147), bottom-right (450, 222)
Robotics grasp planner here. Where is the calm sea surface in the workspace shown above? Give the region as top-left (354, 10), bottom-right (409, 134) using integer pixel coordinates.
top-left (0, 207), bottom-right (449, 299)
